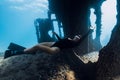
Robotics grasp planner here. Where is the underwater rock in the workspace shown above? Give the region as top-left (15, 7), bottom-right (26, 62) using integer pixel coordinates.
top-left (96, 46), bottom-right (120, 80)
top-left (0, 51), bottom-right (99, 80)
top-left (0, 52), bottom-right (77, 80)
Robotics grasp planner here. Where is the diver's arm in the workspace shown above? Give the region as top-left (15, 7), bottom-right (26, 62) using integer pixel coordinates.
top-left (53, 32), bottom-right (62, 40)
top-left (78, 28), bottom-right (94, 43)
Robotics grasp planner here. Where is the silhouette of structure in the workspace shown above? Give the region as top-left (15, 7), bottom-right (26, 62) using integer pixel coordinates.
top-left (34, 11), bottom-right (63, 43)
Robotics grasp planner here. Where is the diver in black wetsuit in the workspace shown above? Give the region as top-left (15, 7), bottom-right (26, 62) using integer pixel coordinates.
top-left (4, 27), bottom-right (94, 58)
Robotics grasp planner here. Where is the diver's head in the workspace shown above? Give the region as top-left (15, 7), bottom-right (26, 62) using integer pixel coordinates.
top-left (72, 35), bottom-right (81, 42)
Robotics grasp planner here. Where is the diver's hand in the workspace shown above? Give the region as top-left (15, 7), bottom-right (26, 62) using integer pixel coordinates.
top-left (52, 32), bottom-right (62, 40)
top-left (89, 26), bottom-right (95, 33)
top-left (90, 26), bottom-right (95, 30)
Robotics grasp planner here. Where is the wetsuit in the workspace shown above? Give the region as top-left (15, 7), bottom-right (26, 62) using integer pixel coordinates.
top-left (51, 38), bottom-right (78, 49)
top-left (51, 29), bottom-right (93, 49)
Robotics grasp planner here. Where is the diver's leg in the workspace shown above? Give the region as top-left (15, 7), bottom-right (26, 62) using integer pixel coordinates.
top-left (4, 42), bottom-right (59, 59)
top-left (39, 42), bottom-right (55, 47)
top-left (24, 42), bottom-right (60, 54)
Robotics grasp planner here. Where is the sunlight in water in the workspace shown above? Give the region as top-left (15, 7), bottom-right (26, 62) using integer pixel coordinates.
top-left (90, 0), bottom-right (117, 46)
top-left (90, 8), bottom-right (96, 39)
top-left (101, 0), bottom-right (117, 46)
